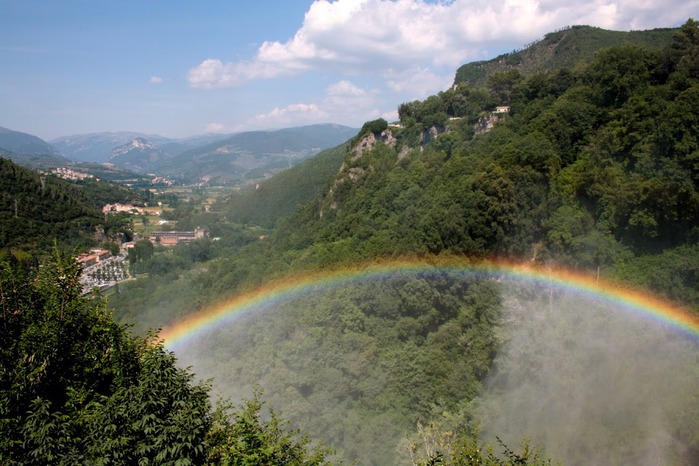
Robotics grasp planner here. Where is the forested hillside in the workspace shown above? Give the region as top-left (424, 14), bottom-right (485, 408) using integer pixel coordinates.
top-left (103, 20), bottom-right (699, 465)
top-left (0, 157), bottom-right (145, 260)
top-left (454, 24), bottom-right (676, 87)
top-left (0, 251), bottom-right (335, 464)
top-left (0, 157), bottom-right (103, 256)
top-left (273, 19), bottom-right (699, 308)
top-left (217, 143), bottom-right (348, 227)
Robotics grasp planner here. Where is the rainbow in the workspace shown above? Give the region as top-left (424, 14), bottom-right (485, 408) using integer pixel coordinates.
top-left (160, 257), bottom-right (699, 350)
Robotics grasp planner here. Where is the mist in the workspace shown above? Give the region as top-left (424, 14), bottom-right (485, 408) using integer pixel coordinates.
top-left (479, 281), bottom-right (699, 465)
top-left (173, 273), bottom-right (699, 465)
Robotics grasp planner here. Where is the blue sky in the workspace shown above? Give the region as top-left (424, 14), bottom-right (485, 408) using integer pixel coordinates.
top-left (1, 0), bottom-right (696, 140)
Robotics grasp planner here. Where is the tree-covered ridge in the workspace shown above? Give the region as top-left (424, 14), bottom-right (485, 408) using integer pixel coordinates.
top-left (454, 24), bottom-right (676, 88)
top-left (217, 143), bottom-right (349, 228)
top-left (268, 19), bottom-right (699, 308)
top-left (0, 157), bottom-right (144, 259)
top-left (0, 157), bottom-right (102, 253)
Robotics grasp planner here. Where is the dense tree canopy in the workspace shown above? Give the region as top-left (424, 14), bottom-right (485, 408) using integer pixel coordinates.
top-left (0, 251), bottom-right (333, 465)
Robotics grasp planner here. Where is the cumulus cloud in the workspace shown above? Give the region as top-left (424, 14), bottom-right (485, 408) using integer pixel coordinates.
top-left (383, 67), bottom-right (453, 98)
top-left (187, 0), bottom-right (691, 90)
top-left (149, 76), bottom-right (164, 84)
top-left (248, 80), bottom-right (383, 128)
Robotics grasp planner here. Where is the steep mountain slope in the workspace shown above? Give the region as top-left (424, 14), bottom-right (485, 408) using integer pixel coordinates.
top-left (0, 127), bottom-right (68, 169)
top-left (107, 137), bottom-right (169, 173)
top-left (218, 143), bottom-right (349, 227)
top-left (247, 20), bottom-right (699, 309)
top-left (454, 24), bottom-right (676, 87)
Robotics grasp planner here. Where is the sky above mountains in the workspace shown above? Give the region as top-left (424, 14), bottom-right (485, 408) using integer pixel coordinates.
top-left (1, 0), bottom-right (696, 140)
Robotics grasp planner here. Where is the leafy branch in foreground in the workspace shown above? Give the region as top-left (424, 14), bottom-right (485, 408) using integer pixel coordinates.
top-left (405, 420), bottom-right (555, 466)
top-left (205, 389), bottom-right (334, 466)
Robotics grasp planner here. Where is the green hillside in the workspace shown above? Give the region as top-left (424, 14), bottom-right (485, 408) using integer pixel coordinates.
top-left (0, 157), bottom-right (102, 254)
top-left (218, 142), bottom-right (349, 227)
top-left (455, 24), bottom-right (676, 87)
top-left (0, 147), bottom-right (69, 171)
top-left (105, 20), bottom-right (699, 465)
top-left (0, 126), bottom-right (63, 158)
top-left (0, 157), bottom-right (145, 258)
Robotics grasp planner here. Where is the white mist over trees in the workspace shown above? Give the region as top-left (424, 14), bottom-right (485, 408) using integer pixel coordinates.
top-left (480, 282), bottom-right (699, 465)
top-left (173, 273), bottom-right (699, 465)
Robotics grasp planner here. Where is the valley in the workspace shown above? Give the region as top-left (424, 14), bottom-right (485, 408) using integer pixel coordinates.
top-left (1, 17), bottom-right (698, 466)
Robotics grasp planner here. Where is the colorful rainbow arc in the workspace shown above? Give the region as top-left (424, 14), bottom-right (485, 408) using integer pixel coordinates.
top-left (160, 258), bottom-right (699, 350)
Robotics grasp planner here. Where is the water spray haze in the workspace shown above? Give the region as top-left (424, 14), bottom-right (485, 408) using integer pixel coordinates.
top-left (481, 282), bottom-right (699, 465)
top-left (164, 260), bottom-right (699, 465)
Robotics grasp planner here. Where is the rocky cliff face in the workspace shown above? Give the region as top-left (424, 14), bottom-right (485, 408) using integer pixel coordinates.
top-left (473, 114), bottom-right (503, 135)
top-left (108, 137), bottom-right (166, 172)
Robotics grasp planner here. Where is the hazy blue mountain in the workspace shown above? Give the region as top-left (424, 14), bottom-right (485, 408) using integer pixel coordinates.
top-left (0, 147), bottom-right (70, 171)
top-left (0, 127), bottom-right (70, 170)
top-left (106, 137), bottom-right (171, 173)
top-left (48, 126), bottom-right (356, 184)
top-left (154, 124), bottom-right (358, 185)
top-left (157, 133), bottom-right (230, 158)
top-left (0, 126), bottom-right (64, 158)
top-left (50, 132), bottom-right (175, 163)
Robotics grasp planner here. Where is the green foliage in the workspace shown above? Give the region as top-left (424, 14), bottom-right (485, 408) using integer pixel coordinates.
top-left (0, 158), bottom-right (101, 254)
top-left (206, 391), bottom-right (332, 466)
top-left (406, 420), bottom-right (554, 466)
top-left (358, 118), bottom-right (388, 138)
top-left (0, 157), bottom-right (140, 259)
top-left (0, 249), bottom-right (211, 464)
top-left (454, 24), bottom-right (676, 88)
top-left (0, 250), bottom-right (347, 465)
top-left (174, 271), bottom-right (502, 465)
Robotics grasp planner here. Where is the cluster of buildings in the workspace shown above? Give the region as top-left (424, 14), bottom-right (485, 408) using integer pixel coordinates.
top-left (77, 248), bottom-right (129, 293)
top-left (150, 227), bottom-right (209, 245)
top-left (44, 167), bottom-right (96, 181)
top-left (102, 203), bottom-right (159, 216)
top-left (76, 248), bottom-right (111, 268)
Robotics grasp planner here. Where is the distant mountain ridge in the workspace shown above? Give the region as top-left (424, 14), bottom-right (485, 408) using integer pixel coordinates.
top-left (0, 126), bottom-right (64, 157)
top-left (50, 132), bottom-right (178, 163)
top-left (0, 127), bottom-right (69, 169)
top-left (108, 137), bottom-right (169, 173)
top-left (454, 24), bottom-right (677, 87)
top-left (155, 124), bottom-right (358, 185)
top-left (4, 124), bottom-right (358, 186)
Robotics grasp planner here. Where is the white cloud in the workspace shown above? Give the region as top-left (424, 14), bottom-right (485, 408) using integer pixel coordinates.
top-left (246, 80), bottom-right (384, 129)
top-left (149, 76), bottom-right (164, 84)
top-left (384, 67), bottom-right (453, 98)
top-left (188, 0), bottom-right (691, 91)
top-left (204, 122), bottom-right (226, 133)
top-left (252, 103), bottom-right (329, 127)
